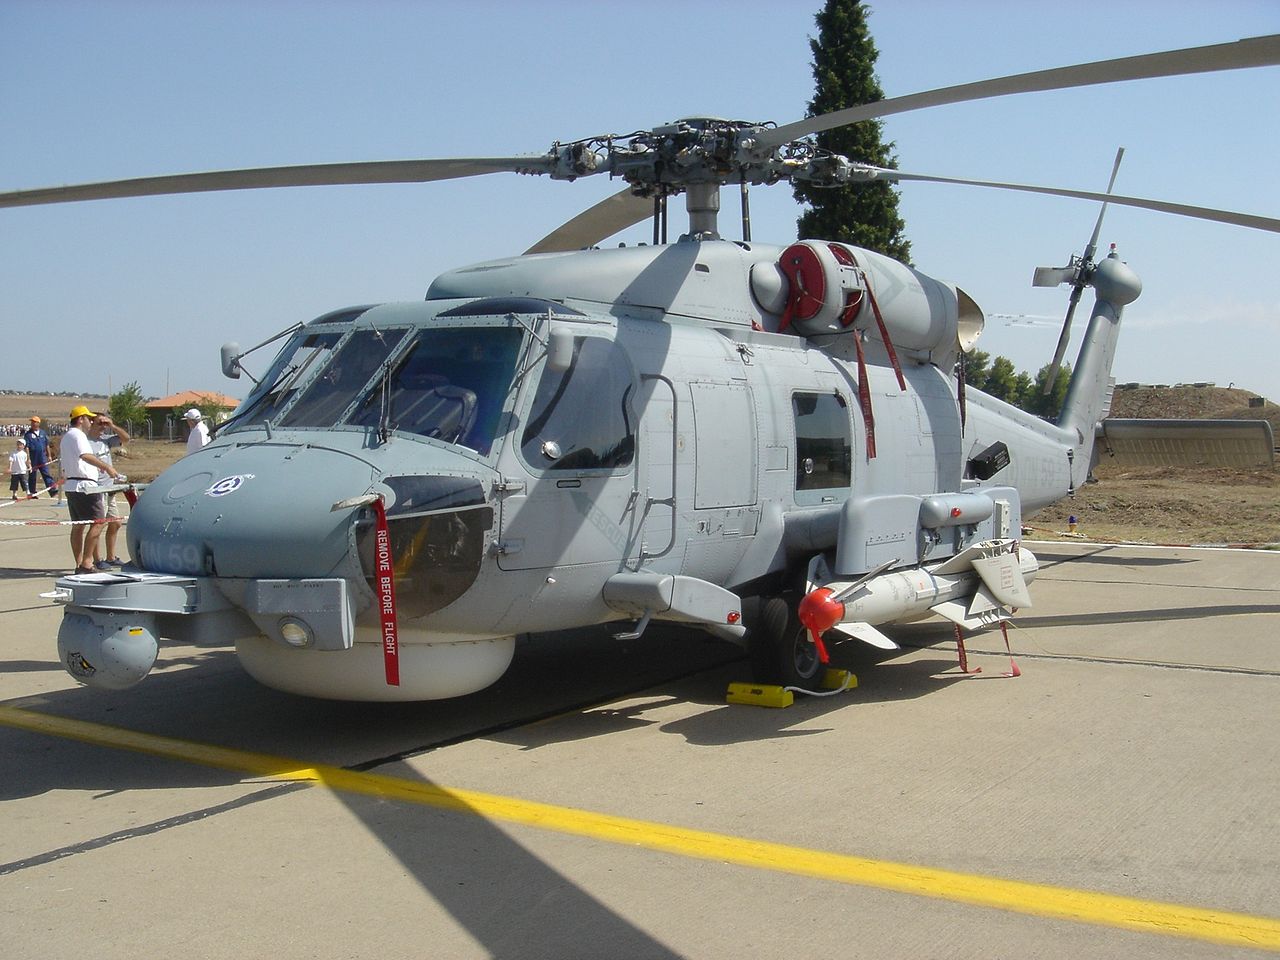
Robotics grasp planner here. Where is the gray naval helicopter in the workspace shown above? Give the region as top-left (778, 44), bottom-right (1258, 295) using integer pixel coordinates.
top-left (8, 35), bottom-right (1278, 701)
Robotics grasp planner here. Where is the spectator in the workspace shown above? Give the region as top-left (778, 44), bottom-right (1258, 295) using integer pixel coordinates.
top-left (22, 416), bottom-right (60, 502)
top-left (8, 438), bottom-right (30, 499)
top-left (61, 405), bottom-right (120, 574)
top-left (184, 408), bottom-right (210, 454)
top-left (88, 413), bottom-right (130, 568)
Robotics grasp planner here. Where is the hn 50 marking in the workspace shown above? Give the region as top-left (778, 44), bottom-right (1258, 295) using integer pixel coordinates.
top-left (6, 34), bottom-right (1277, 700)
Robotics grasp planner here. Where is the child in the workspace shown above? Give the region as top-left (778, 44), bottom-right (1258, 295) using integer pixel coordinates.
top-left (8, 438), bottom-right (30, 499)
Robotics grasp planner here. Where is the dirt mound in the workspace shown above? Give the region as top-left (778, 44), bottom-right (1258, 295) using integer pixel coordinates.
top-left (1108, 384), bottom-right (1276, 421)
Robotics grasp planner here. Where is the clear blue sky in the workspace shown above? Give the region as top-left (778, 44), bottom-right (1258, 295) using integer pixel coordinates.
top-left (2, 1), bottom-right (1277, 401)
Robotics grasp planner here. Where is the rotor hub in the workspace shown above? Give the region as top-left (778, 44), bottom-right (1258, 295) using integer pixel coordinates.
top-left (542, 118), bottom-right (866, 197)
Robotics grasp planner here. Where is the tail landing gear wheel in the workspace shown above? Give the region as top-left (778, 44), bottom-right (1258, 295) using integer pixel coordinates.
top-left (749, 595), bottom-right (826, 689)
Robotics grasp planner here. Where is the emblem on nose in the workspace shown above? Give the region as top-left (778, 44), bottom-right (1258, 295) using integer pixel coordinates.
top-left (205, 474), bottom-right (256, 497)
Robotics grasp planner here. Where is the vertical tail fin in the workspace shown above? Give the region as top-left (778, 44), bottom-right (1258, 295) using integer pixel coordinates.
top-left (1056, 249), bottom-right (1143, 486)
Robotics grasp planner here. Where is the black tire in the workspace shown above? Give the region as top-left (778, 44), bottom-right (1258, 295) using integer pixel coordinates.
top-left (748, 594), bottom-right (826, 688)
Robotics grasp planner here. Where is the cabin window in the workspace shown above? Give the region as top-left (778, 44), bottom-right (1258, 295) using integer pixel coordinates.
top-left (280, 328), bottom-right (405, 428)
top-left (793, 392), bottom-right (851, 491)
top-left (521, 335), bottom-right (634, 471)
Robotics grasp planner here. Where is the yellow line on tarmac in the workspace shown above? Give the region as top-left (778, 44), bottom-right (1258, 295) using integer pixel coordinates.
top-left (3, 703), bottom-right (1279, 952)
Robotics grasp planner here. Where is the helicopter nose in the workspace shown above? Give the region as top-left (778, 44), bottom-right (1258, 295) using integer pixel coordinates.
top-left (129, 444), bottom-right (377, 579)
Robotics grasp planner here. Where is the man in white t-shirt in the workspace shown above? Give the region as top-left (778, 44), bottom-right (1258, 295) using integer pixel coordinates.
top-left (184, 407), bottom-right (210, 454)
top-left (89, 413), bottom-right (131, 568)
top-left (61, 405), bottom-right (122, 573)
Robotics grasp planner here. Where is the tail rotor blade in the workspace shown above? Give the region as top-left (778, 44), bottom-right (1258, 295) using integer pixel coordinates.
top-left (1042, 147), bottom-right (1126, 396)
top-left (1043, 286), bottom-right (1084, 396)
top-left (1084, 147), bottom-right (1126, 257)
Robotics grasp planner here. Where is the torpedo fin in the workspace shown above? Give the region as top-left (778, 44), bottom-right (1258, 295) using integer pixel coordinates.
top-left (830, 620), bottom-right (899, 650)
top-left (970, 550), bottom-right (1032, 608)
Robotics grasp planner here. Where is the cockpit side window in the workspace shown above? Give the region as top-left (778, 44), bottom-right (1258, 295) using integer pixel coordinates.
top-left (279, 328), bottom-right (405, 428)
top-left (521, 335), bottom-right (635, 471)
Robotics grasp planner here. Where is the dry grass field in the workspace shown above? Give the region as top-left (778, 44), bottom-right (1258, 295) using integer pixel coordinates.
top-left (0, 392), bottom-right (109, 425)
top-left (1028, 462), bottom-right (1278, 547)
top-left (1, 393), bottom-right (186, 483)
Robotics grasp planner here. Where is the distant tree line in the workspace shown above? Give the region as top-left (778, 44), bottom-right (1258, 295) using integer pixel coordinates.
top-left (964, 351), bottom-right (1071, 420)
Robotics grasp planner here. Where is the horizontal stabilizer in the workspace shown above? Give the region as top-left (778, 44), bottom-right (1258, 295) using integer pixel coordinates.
top-left (1096, 418), bottom-right (1275, 469)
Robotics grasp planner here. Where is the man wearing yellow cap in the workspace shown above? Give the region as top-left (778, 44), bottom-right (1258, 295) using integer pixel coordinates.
top-left (21, 415), bottom-right (59, 503)
top-left (61, 405), bottom-right (122, 574)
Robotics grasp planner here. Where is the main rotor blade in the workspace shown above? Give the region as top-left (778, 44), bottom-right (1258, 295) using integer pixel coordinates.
top-left (524, 188), bottom-right (654, 254)
top-left (759, 34), bottom-right (1280, 148)
top-left (864, 167), bottom-right (1280, 234)
top-left (0, 157), bottom-right (554, 209)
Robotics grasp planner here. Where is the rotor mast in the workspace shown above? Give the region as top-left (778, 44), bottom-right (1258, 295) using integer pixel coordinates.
top-left (685, 182), bottom-right (721, 240)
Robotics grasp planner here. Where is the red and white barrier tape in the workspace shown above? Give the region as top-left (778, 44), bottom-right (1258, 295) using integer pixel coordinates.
top-left (2, 483), bottom-right (138, 525)
top-left (0, 478), bottom-right (64, 507)
top-left (1, 516), bottom-right (128, 527)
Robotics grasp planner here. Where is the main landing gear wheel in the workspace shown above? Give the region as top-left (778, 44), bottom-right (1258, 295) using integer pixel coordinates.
top-left (749, 595), bottom-right (826, 689)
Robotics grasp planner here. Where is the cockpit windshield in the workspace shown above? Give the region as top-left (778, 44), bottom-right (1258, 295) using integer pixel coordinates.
top-left (279, 328), bottom-right (405, 428)
top-left (221, 322), bottom-right (523, 454)
top-left (349, 327), bottom-right (522, 454)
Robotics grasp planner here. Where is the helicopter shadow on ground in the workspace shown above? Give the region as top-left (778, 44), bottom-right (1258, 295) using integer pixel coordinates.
top-left (0, 621), bottom-right (744, 801)
top-left (1031, 546), bottom-right (1198, 570)
top-left (1, 624), bottom-right (988, 958)
top-left (3, 725), bottom-right (690, 958)
top-left (334, 773), bottom-right (690, 960)
top-left (487, 636), bottom-right (971, 751)
top-left (2, 619), bottom-right (971, 796)
top-left (0, 643), bottom-right (721, 958)
top-left (1007, 602), bottom-right (1280, 631)
top-left (0, 658), bottom-right (63, 674)
top-left (0, 566), bottom-right (80, 580)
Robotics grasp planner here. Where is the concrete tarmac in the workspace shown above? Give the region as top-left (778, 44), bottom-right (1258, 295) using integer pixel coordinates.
top-left (2, 494), bottom-right (1279, 958)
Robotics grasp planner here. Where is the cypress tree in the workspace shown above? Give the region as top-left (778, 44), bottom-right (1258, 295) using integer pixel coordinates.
top-left (794, 0), bottom-right (911, 262)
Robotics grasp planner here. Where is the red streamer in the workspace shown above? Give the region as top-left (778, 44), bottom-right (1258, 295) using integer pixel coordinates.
top-left (371, 497), bottom-right (400, 686)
